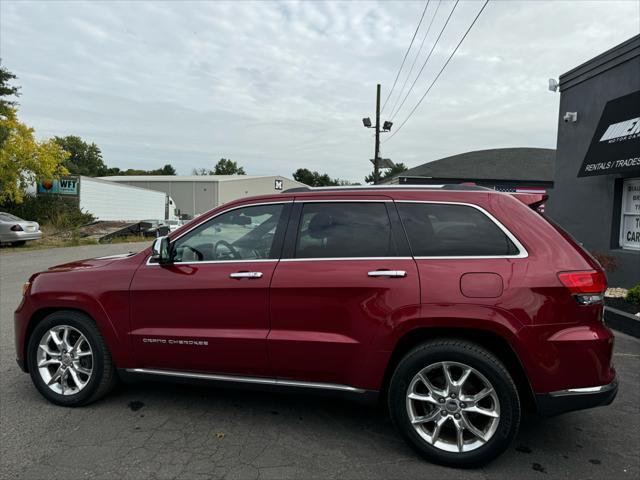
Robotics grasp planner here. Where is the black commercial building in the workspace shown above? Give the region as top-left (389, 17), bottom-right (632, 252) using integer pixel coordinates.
top-left (546, 35), bottom-right (640, 287)
top-left (383, 147), bottom-right (555, 193)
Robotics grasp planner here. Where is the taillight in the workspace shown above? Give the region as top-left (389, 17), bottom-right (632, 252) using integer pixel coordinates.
top-left (10, 224), bottom-right (23, 231)
top-left (558, 270), bottom-right (606, 293)
top-left (558, 270), bottom-right (606, 305)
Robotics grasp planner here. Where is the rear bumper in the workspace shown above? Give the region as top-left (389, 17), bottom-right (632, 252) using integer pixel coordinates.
top-left (535, 377), bottom-right (618, 416)
top-left (0, 231), bottom-right (42, 243)
top-left (519, 321), bottom-right (616, 394)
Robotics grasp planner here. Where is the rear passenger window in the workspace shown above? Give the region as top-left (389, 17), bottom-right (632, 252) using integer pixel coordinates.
top-left (397, 203), bottom-right (519, 257)
top-left (295, 203), bottom-right (398, 258)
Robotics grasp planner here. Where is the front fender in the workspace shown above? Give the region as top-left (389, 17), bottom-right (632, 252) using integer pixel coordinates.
top-left (15, 260), bottom-right (141, 370)
top-left (50, 293), bottom-right (130, 358)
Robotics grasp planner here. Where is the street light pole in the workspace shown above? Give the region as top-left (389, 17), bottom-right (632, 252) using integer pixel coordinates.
top-left (374, 83), bottom-right (381, 184)
top-left (362, 84), bottom-right (393, 185)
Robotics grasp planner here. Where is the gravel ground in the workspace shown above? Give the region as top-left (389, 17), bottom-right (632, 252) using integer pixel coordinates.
top-left (1, 243), bottom-right (639, 479)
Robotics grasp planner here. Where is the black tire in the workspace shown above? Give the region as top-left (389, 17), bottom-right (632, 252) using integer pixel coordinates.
top-left (27, 310), bottom-right (118, 407)
top-left (388, 339), bottom-right (520, 468)
top-left (11, 241), bottom-right (26, 247)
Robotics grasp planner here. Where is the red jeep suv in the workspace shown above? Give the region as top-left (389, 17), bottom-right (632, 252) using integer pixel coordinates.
top-left (14, 185), bottom-right (617, 467)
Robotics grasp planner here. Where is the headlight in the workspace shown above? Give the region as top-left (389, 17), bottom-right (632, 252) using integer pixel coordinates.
top-left (22, 282), bottom-right (31, 296)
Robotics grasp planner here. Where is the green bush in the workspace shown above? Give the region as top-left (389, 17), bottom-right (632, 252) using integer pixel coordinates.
top-left (626, 285), bottom-right (640, 305)
top-left (0, 195), bottom-right (94, 230)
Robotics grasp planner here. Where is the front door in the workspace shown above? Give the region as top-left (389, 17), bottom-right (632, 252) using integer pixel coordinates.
top-left (268, 199), bottom-right (420, 389)
top-left (130, 202), bottom-right (289, 376)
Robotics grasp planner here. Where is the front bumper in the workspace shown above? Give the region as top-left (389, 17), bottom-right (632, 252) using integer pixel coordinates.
top-left (535, 378), bottom-right (618, 416)
top-left (16, 358), bottom-right (27, 372)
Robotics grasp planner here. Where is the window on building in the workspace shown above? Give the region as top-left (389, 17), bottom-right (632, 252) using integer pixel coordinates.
top-left (620, 178), bottom-right (640, 251)
top-left (295, 203), bottom-right (398, 258)
top-left (171, 203), bottom-right (284, 262)
top-left (397, 203), bottom-right (519, 257)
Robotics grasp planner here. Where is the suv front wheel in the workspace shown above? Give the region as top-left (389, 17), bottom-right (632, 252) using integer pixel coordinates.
top-left (27, 310), bottom-right (117, 407)
top-left (388, 339), bottom-right (520, 467)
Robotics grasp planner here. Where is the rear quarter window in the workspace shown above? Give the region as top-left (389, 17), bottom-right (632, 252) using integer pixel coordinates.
top-left (397, 203), bottom-right (519, 257)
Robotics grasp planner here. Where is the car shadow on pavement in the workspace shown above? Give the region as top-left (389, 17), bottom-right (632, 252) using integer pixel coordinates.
top-left (8, 372), bottom-right (637, 479)
top-left (108, 377), bottom-right (615, 467)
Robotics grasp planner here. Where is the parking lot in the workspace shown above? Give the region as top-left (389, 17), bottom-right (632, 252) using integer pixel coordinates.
top-left (1, 243), bottom-right (638, 480)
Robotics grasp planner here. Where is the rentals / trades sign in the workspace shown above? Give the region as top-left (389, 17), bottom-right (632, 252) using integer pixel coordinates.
top-left (579, 91), bottom-right (640, 177)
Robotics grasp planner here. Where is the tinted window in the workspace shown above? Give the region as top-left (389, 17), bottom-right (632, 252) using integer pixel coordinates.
top-left (397, 203), bottom-right (518, 257)
top-left (295, 203), bottom-right (398, 258)
top-left (172, 204), bottom-right (284, 262)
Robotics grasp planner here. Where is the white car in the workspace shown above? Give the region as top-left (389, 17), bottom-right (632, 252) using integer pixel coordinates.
top-left (164, 219), bottom-right (184, 232)
top-left (0, 212), bottom-right (42, 246)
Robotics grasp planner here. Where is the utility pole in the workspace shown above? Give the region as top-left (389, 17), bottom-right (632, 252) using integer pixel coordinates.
top-left (374, 83), bottom-right (381, 184)
top-left (362, 84), bottom-right (394, 185)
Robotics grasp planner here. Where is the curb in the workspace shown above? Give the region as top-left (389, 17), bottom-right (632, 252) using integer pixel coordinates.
top-left (605, 306), bottom-right (640, 339)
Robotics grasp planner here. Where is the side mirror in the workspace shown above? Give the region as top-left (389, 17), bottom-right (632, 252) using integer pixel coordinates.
top-left (151, 236), bottom-right (172, 264)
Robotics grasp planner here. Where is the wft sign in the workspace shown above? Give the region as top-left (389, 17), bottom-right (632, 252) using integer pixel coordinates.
top-left (37, 177), bottom-right (80, 196)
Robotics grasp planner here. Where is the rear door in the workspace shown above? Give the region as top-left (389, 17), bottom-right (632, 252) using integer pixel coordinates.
top-left (268, 197), bottom-right (420, 388)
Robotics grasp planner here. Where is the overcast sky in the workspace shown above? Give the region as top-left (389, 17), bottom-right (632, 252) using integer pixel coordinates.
top-left (1, 1), bottom-right (638, 181)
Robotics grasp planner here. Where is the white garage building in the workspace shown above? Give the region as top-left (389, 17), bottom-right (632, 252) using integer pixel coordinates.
top-left (99, 175), bottom-right (306, 217)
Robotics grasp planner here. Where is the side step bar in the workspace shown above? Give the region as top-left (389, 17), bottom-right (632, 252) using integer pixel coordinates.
top-left (125, 368), bottom-right (366, 394)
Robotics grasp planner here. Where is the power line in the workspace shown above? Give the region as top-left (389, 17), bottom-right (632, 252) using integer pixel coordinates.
top-left (380, 0), bottom-right (430, 114)
top-left (390, 0), bottom-right (460, 121)
top-left (385, 0), bottom-right (490, 143)
top-left (387, 0), bottom-right (442, 120)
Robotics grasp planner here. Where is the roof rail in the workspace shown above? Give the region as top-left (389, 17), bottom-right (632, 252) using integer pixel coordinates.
top-left (283, 184), bottom-right (491, 193)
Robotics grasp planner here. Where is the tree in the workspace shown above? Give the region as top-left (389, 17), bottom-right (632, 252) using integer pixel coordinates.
top-left (0, 64), bottom-right (20, 114)
top-left (0, 108), bottom-right (69, 204)
top-left (106, 164), bottom-right (177, 176)
top-left (157, 164), bottom-right (176, 175)
top-left (54, 135), bottom-right (107, 177)
top-left (293, 168), bottom-right (339, 187)
top-left (213, 158), bottom-right (245, 175)
top-left (192, 167), bottom-right (209, 176)
top-left (193, 158), bottom-right (246, 176)
top-left (0, 64), bottom-right (21, 149)
top-left (0, 65), bottom-right (68, 204)
top-left (364, 162), bottom-right (409, 184)
top-left (292, 168), bottom-right (359, 187)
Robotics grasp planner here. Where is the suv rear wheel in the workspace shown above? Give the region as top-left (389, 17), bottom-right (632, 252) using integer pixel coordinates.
top-left (388, 339), bottom-right (520, 467)
top-left (27, 311), bottom-right (117, 407)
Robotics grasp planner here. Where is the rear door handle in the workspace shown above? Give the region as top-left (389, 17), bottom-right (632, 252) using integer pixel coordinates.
top-left (367, 270), bottom-right (407, 278)
top-left (229, 272), bottom-right (263, 279)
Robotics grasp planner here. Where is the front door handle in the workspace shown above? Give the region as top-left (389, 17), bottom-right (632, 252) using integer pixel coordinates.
top-left (229, 272), bottom-right (263, 279)
top-left (367, 270), bottom-right (407, 278)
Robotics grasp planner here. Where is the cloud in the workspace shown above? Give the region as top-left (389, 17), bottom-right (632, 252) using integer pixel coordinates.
top-left (1, 0), bottom-right (638, 181)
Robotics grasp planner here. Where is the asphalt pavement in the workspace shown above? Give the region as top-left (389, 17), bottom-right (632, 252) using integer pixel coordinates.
top-left (1, 243), bottom-right (638, 479)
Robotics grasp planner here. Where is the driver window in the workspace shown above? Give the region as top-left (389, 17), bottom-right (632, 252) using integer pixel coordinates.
top-left (171, 204), bottom-right (284, 263)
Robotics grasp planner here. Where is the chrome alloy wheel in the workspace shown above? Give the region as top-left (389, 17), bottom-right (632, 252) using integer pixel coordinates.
top-left (406, 361), bottom-right (501, 453)
top-left (36, 325), bottom-right (94, 396)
